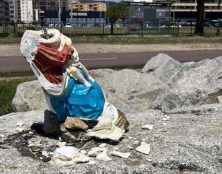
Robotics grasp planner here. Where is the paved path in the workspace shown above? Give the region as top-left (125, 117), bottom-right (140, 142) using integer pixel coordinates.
top-left (0, 50), bottom-right (222, 73)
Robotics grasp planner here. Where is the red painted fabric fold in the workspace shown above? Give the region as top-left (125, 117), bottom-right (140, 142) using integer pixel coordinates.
top-left (33, 44), bottom-right (74, 84)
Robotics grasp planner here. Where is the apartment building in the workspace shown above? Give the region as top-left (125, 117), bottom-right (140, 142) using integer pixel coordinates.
top-left (20, 0), bottom-right (33, 23)
top-left (0, 0), bottom-right (9, 23)
top-left (9, 0), bottom-right (21, 22)
top-left (172, 0), bottom-right (222, 20)
top-left (66, 2), bottom-right (107, 12)
top-left (33, 0), bottom-right (66, 24)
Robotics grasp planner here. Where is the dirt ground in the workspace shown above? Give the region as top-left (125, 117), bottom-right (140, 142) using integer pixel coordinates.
top-left (1, 43), bottom-right (222, 56)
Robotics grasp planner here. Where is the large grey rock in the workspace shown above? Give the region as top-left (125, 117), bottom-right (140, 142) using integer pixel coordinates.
top-left (142, 53), bottom-right (183, 85)
top-left (97, 69), bottom-right (168, 111)
top-left (151, 57), bottom-right (222, 111)
top-left (11, 80), bottom-right (48, 112)
top-left (1, 106), bottom-right (222, 173)
top-left (12, 69), bottom-right (168, 112)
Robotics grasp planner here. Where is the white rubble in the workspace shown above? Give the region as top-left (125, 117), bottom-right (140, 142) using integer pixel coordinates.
top-left (96, 150), bottom-right (112, 161)
top-left (110, 150), bottom-right (131, 159)
top-left (87, 147), bottom-right (106, 157)
top-left (53, 146), bottom-right (78, 161)
top-left (141, 124), bottom-right (154, 130)
top-left (136, 142), bottom-right (151, 155)
top-left (87, 126), bottom-right (125, 141)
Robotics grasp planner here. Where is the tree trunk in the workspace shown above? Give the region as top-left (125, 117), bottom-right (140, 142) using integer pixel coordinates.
top-left (110, 20), bottom-right (114, 35)
top-left (195, 0), bottom-right (205, 36)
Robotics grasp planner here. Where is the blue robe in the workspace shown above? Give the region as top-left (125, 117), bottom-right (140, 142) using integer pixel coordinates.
top-left (47, 74), bottom-right (105, 123)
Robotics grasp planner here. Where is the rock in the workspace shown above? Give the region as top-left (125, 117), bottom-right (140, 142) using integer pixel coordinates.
top-left (217, 95), bottom-right (222, 103)
top-left (87, 147), bottom-right (106, 157)
top-left (64, 117), bottom-right (89, 130)
top-left (142, 53), bottom-right (183, 85)
top-left (151, 57), bottom-right (222, 111)
top-left (99, 143), bottom-right (107, 148)
top-left (80, 150), bottom-right (87, 154)
top-left (73, 153), bottom-right (91, 164)
top-left (142, 124), bottom-right (153, 130)
top-left (11, 80), bottom-right (48, 112)
top-left (99, 69), bottom-right (168, 111)
top-left (43, 110), bottom-right (60, 135)
top-left (12, 69), bottom-right (167, 112)
top-left (1, 109), bottom-right (222, 173)
top-left (96, 150), bottom-right (112, 161)
top-left (88, 160), bottom-right (96, 165)
top-left (110, 150), bottom-right (131, 159)
top-left (87, 126), bottom-right (125, 141)
top-left (53, 146), bottom-right (78, 161)
top-left (42, 151), bottom-right (49, 157)
top-left (136, 142), bottom-right (151, 155)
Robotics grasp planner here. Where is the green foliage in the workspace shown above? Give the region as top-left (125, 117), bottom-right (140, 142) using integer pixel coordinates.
top-left (0, 78), bottom-right (33, 116)
top-left (107, 2), bottom-right (127, 22)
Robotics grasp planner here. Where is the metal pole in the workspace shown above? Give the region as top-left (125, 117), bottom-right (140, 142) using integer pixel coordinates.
top-left (58, 0), bottom-right (61, 27)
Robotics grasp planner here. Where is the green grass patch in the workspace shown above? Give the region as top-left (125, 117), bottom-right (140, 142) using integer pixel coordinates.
top-left (0, 76), bottom-right (34, 116)
top-left (0, 34), bottom-right (222, 45)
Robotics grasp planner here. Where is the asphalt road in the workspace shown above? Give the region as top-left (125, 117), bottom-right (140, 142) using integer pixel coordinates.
top-left (0, 50), bottom-right (222, 73)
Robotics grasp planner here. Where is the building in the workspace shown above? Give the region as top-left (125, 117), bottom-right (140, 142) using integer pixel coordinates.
top-left (0, 0), bottom-right (9, 23)
top-left (65, 1), bottom-right (107, 26)
top-left (20, 0), bottom-right (33, 23)
top-left (33, 0), bottom-right (66, 24)
top-left (171, 0), bottom-right (222, 20)
top-left (66, 2), bottom-right (107, 12)
top-left (9, 0), bottom-right (21, 22)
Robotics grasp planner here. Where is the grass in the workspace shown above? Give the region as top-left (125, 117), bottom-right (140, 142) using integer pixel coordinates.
top-left (0, 26), bottom-right (222, 44)
top-left (1, 34), bottom-right (222, 45)
top-left (0, 75), bottom-right (34, 116)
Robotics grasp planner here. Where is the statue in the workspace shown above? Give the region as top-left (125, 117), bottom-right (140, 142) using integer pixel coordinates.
top-left (20, 29), bottom-right (129, 139)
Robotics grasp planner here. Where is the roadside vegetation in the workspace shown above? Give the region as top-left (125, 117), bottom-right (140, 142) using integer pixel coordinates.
top-left (1, 34), bottom-right (222, 45)
top-left (0, 75), bottom-right (34, 116)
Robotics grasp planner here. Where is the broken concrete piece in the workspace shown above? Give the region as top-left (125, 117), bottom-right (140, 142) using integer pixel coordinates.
top-left (141, 124), bottom-right (153, 130)
top-left (87, 126), bottom-right (124, 141)
top-left (96, 150), bottom-right (112, 161)
top-left (87, 147), bottom-right (106, 157)
top-left (73, 153), bottom-right (91, 164)
top-left (218, 95), bottom-right (222, 103)
top-left (88, 160), bottom-right (96, 165)
top-left (110, 150), bottom-right (131, 159)
top-left (136, 142), bottom-right (151, 155)
top-left (64, 117), bottom-right (88, 130)
top-left (42, 151), bottom-right (49, 157)
top-left (80, 150), bottom-right (87, 154)
top-left (99, 143), bottom-right (107, 148)
top-left (53, 146), bottom-right (78, 161)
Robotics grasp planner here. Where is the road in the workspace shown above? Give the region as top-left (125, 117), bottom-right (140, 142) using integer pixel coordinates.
top-left (0, 50), bottom-right (222, 73)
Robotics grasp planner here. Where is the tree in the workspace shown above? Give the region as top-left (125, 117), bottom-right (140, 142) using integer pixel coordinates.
top-left (195, 0), bottom-right (205, 36)
top-left (107, 2), bottom-right (127, 34)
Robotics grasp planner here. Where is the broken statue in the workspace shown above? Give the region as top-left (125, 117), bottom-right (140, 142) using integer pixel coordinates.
top-left (20, 29), bottom-right (129, 140)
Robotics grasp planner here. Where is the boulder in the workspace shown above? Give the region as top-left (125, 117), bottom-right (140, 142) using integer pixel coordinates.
top-left (12, 69), bottom-right (168, 112)
top-left (97, 69), bottom-right (168, 111)
top-left (151, 57), bottom-right (222, 111)
top-left (11, 80), bottom-right (48, 112)
top-left (1, 106), bottom-right (222, 173)
top-left (141, 53), bottom-right (183, 85)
